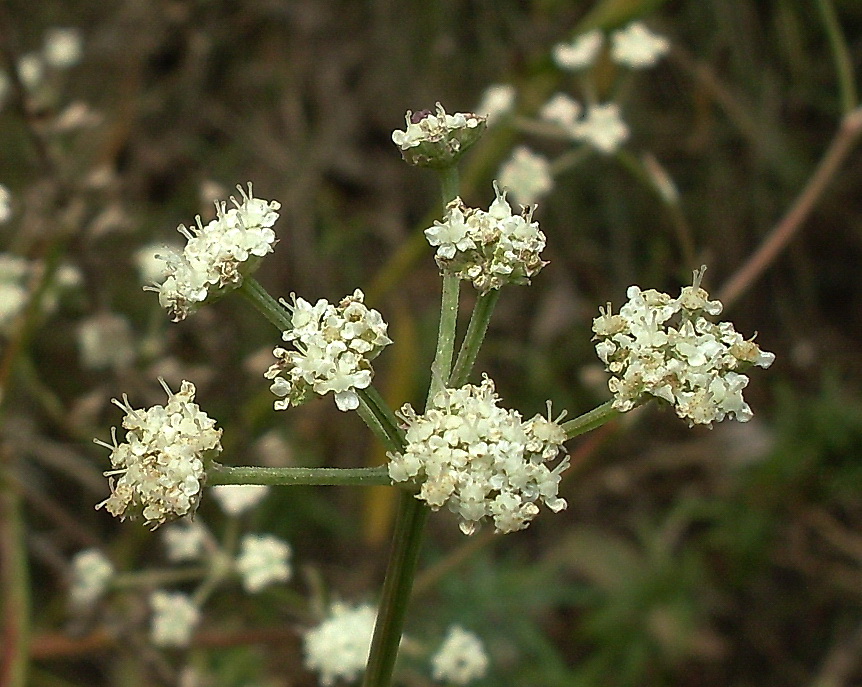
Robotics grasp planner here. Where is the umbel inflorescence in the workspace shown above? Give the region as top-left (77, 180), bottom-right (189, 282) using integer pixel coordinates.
top-left (388, 376), bottom-right (569, 535)
top-left (425, 182), bottom-right (548, 293)
top-left (391, 102), bottom-right (487, 168)
top-left (265, 289), bottom-right (393, 411)
top-left (593, 267), bottom-right (775, 426)
top-left (95, 379), bottom-right (222, 528)
top-left (146, 183), bottom-right (280, 321)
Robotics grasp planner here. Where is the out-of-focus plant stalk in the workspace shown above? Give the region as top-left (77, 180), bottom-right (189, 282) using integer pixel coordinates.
top-left (816, 0), bottom-right (857, 114)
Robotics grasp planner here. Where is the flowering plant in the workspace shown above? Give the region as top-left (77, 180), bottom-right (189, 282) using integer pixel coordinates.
top-left (85, 100), bottom-right (774, 687)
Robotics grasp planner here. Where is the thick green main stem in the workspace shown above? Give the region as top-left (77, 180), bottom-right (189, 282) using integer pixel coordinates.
top-left (361, 492), bottom-right (428, 687)
top-left (363, 163), bottom-right (463, 687)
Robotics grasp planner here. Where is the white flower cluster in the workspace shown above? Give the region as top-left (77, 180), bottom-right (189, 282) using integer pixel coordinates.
top-left (69, 549), bottom-right (114, 608)
top-left (162, 521), bottom-right (208, 562)
top-left (210, 484), bottom-right (270, 516)
top-left (593, 267), bottom-right (775, 426)
top-left (392, 102), bottom-right (487, 168)
top-left (388, 376), bottom-right (570, 535)
top-left (95, 379), bottom-right (223, 528)
top-left (498, 147), bottom-right (554, 205)
top-left (611, 22), bottom-right (671, 69)
top-left (425, 182), bottom-right (548, 293)
top-left (475, 84), bottom-right (516, 126)
top-left (553, 22), bottom-right (669, 71)
top-left (303, 602), bottom-right (377, 686)
top-left (265, 289), bottom-right (392, 412)
top-left (149, 590), bottom-right (200, 647)
top-left (236, 534), bottom-right (292, 593)
top-left (537, 95), bottom-right (629, 154)
top-left (431, 625), bottom-right (489, 685)
top-left (146, 183), bottom-right (280, 321)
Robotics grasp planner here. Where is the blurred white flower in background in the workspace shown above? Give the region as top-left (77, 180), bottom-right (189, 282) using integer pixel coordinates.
top-left (553, 29), bottom-right (604, 70)
top-left (498, 146), bottom-right (553, 206)
top-left (475, 83), bottom-right (516, 126)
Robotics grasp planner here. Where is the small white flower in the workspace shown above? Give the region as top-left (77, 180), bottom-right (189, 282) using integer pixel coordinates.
top-left (265, 289), bottom-right (392, 412)
top-left (145, 183), bottom-right (280, 321)
top-left (574, 103), bottom-right (629, 154)
top-left (0, 184), bottom-right (11, 223)
top-left (392, 103), bottom-right (486, 168)
top-left (236, 534), bottom-right (292, 593)
top-left (539, 93), bottom-right (582, 134)
top-left (43, 27), bottom-right (83, 69)
top-left (95, 379), bottom-right (223, 528)
top-left (17, 53), bottom-right (44, 90)
top-left (388, 376), bottom-right (569, 535)
top-left (304, 602), bottom-right (377, 686)
top-left (77, 312), bottom-right (135, 370)
top-left (431, 625), bottom-right (489, 685)
top-left (592, 266), bottom-right (775, 426)
top-left (475, 84), bottom-right (516, 126)
top-left (69, 549), bottom-right (114, 608)
top-left (610, 22), bottom-right (670, 69)
top-left (162, 521), bottom-right (208, 562)
top-left (552, 29), bottom-right (604, 70)
top-left (210, 484), bottom-right (270, 516)
top-left (0, 254), bottom-right (29, 333)
top-left (498, 146), bottom-right (553, 206)
top-left (149, 591), bottom-right (200, 647)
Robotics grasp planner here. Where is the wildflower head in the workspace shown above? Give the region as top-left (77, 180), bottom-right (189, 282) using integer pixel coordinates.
top-left (592, 266), bottom-right (775, 426)
top-left (264, 289), bottom-right (392, 412)
top-left (425, 182), bottom-right (548, 293)
top-left (498, 147), bottom-right (554, 206)
top-left (303, 602), bottom-right (377, 686)
top-left (574, 103), bottom-right (629, 154)
top-left (68, 549), bottom-right (114, 609)
top-left (235, 534), bottom-right (292, 593)
top-left (475, 84), bottom-right (516, 126)
top-left (552, 29), bottom-right (604, 70)
top-left (388, 376), bottom-right (569, 535)
top-left (431, 625), bottom-right (489, 685)
top-left (610, 22), bottom-right (670, 69)
top-left (145, 183), bottom-right (280, 321)
top-left (392, 102), bottom-right (487, 168)
top-left (95, 379), bottom-right (223, 528)
top-left (149, 590), bottom-right (200, 647)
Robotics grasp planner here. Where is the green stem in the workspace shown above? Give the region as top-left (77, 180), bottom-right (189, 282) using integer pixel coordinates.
top-left (427, 274), bottom-right (461, 402)
top-left (209, 464), bottom-right (392, 487)
top-left (438, 166), bottom-right (460, 207)
top-left (357, 387), bottom-right (405, 452)
top-left (561, 400), bottom-right (621, 440)
top-left (237, 276), bottom-right (293, 331)
top-left (816, 0), bottom-right (857, 114)
top-left (362, 163), bottom-right (463, 687)
top-left (112, 567), bottom-right (210, 589)
top-left (0, 471), bottom-right (29, 687)
top-left (361, 493), bottom-right (429, 687)
top-left (449, 290), bottom-right (500, 388)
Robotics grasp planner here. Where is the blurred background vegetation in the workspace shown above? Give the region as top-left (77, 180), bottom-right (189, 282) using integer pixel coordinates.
top-left (1, 0), bottom-right (862, 685)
